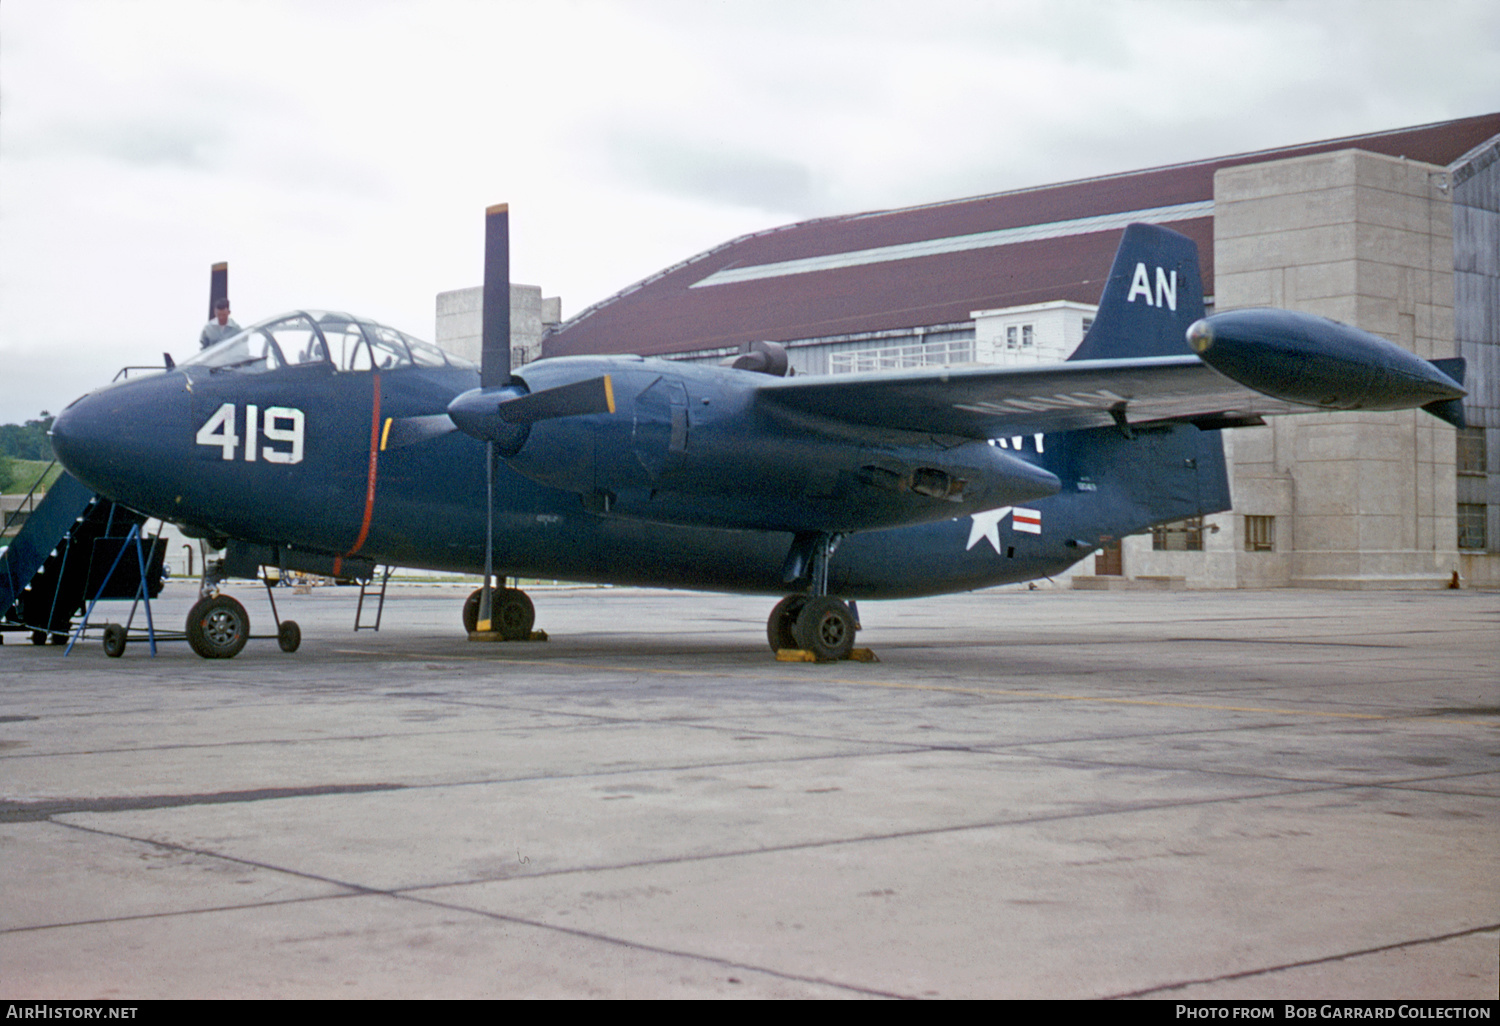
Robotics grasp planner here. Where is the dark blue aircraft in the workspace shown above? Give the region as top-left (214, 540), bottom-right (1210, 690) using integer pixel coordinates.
top-left (49, 208), bottom-right (1466, 660)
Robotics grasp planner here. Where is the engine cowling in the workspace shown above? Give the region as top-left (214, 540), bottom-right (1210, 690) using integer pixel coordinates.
top-left (494, 360), bottom-right (1060, 534)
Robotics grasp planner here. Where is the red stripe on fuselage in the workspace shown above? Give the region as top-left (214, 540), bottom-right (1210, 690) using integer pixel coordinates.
top-left (335, 373), bottom-right (382, 576)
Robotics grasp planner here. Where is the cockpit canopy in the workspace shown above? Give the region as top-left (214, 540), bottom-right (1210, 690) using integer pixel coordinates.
top-left (178, 311), bottom-right (476, 375)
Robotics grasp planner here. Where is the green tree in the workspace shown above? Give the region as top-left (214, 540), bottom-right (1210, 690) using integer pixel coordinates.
top-left (0, 413), bottom-right (54, 462)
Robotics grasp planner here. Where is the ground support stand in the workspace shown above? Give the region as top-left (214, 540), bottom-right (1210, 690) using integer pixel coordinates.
top-left (65, 523), bottom-right (173, 657)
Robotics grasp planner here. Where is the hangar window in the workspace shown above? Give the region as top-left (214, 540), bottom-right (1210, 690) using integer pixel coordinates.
top-left (1004, 324), bottom-right (1036, 350)
top-left (1456, 429), bottom-right (1486, 550)
top-left (1457, 428), bottom-right (1485, 476)
top-left (1458, 504), bottom-right (1486, 550)
top-left (1152, 516), bottom-right (1203, 551)
top-left (1244, 515), bottom-right (1275, 552)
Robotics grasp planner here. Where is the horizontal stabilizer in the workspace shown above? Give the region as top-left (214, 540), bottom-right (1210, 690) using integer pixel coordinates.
top-left (1421, 398), bottom-right (1466, 428)
top-left (1429, 357), bottom-right (1466, 387)
top-left (1422, 358), bottom-right (1467, 427)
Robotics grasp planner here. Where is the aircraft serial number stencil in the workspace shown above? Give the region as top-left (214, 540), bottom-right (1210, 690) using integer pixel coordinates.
top-left (195, 402), bottom-right (305, 464)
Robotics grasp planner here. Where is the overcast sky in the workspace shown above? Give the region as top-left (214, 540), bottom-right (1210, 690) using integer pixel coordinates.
top-left (2, 0), bottom-right (1497, 425)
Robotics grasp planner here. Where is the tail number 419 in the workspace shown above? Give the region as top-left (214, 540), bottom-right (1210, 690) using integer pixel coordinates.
top-left (196, 403), bottom-right (305, 464)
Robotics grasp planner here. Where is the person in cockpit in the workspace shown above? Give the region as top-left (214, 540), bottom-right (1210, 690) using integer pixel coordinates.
top-left (199, 298), bottom-right (240, 349)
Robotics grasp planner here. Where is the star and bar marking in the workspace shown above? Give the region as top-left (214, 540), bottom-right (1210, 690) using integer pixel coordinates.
top-left (965, 506), bottom-right (1042, 553)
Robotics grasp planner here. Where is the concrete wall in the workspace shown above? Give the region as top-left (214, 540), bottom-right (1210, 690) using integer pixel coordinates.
top-left (1120, 511), bottom-right (1238, 588)
top-left (434, 285), bottom-right (561, 367)
top-left (1214, 149), bottom-right (1461, 588)
top-left (1451, 135), bottom-right (1500, 586)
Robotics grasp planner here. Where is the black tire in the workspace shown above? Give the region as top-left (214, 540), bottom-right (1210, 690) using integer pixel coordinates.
top-left (186, 595), bottom-right (250, 659)
top-left (495, 588), bottom-right (535, 641)
top-left (464, 587), bottom-right (535, 640)
top-left (767, 595), bottom-right (807, 652)
top-left (462, 588), bottom-right (483, 633)
top-left (31, 630), bottom-right (48, 646)
top-left (102, 624), bottom-right (127, 658)
top-left (793, 597), bottom-right (856, 662)
top-left (277, 620), bottom-right (301, 653)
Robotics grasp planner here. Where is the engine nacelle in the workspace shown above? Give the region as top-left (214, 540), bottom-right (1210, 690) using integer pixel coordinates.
top-left (498, 361), bottom-right (1060, 534)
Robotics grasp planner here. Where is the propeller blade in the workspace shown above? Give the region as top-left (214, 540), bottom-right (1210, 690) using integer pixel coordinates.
top-left (481, 203), bottom-right (511, 389)
top-left (381, 414), bottom-right (458, 450)
top-left (496, 375), bottom-right (616, 425)
top-left (208, 262), bottom-right (228, 320)
top-left (448, 375), bottom-right (614, 442)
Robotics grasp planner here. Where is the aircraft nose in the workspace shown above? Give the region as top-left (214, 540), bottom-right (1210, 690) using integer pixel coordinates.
top-left (51, 374), bottom-right (190, 510)
top-left (50, 390), bottom-right (114, 488)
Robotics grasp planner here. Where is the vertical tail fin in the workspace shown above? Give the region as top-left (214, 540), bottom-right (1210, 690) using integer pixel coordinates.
top-left (1068, 224), bottom-right (1205, 362)
top-left (1048, 225), bottom-right (1229, 547)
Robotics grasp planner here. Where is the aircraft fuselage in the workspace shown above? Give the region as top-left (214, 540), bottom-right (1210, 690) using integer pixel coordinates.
top-left (50, 352), bottom-right (1226, 600)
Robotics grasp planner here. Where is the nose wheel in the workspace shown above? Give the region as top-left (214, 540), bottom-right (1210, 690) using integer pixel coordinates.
top-left (186, 594), bottom-right (251, 659)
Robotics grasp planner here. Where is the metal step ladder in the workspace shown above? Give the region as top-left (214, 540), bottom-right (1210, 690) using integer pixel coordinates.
top-left (2, 468), bottom-right (159, 644)
top-left (353, 565), bottom-right (393, 631)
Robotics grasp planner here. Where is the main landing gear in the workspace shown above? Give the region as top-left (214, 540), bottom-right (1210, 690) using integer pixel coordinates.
top-left (766, 594), bottom-right (860, 661)
top-left (462, 585), bottom-right (540, 642)
top-left (765, 531), bottom-right (869, 662)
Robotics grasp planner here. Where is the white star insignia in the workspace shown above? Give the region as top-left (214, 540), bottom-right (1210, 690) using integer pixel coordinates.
top-left (966, 507), bottom-right (1012, 554)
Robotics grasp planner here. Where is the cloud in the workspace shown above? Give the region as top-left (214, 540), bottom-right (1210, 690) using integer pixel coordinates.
top-left (1, 0), bottom-right (1496, 424)
top-left (603, 132), bottom-right (830, 216)
top-left (15, 117), bottom-right (228, 169)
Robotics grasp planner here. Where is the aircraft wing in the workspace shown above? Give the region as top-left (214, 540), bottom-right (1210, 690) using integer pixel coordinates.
top-left (749, 356), bottom-right (1302, 438)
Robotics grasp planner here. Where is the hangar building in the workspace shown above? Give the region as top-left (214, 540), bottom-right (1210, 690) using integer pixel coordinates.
top-left (440, 113), bottom-right (1500, 590)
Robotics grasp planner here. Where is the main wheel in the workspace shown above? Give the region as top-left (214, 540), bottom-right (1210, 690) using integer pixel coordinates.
top-left (462, 588), bottom-right (482, 633)
top-left (186, 595), bottom-right (250, 659)
top-left (102, 624), bottom-right (127, 658)
top-left (463, 587), bottom-right (535, 639)
top-left (495, 588), bottom-right (536, 641)
top-left (766, 595), bottom-right (807, 653)
top-left (277, 620), bottom-right (301, 653)
top-left (792, 596), bottom-right (857, 662)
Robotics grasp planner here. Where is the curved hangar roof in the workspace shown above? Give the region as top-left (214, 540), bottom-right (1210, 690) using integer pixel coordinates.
top-left (544, 113), bottom-right (1500, 361)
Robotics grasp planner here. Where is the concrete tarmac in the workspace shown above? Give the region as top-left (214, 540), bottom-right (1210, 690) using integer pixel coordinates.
top-left (1, 583), bottom-right (1496, 999)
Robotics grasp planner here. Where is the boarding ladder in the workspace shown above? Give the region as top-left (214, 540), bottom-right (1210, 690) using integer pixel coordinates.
top-left (1, 466), bottom-right (162, 644)
top-left (353, 565), bottom-right (393, 631)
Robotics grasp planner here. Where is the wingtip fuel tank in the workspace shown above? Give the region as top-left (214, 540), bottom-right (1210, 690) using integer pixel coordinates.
top-left (1186, 309), bottom-right (1466, 420)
